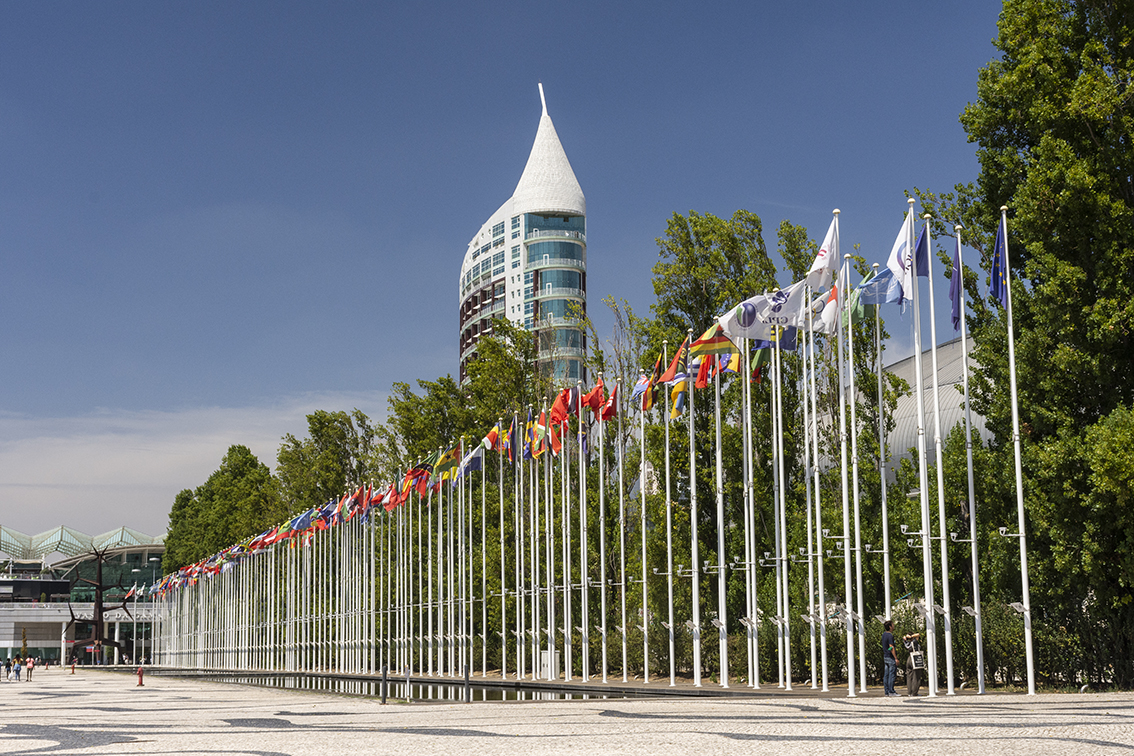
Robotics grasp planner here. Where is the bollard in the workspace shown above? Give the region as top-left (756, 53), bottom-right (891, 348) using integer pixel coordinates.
top-left (406, 668), bottom-right (411, 702)
top-left (137, 666), bottom-right (144, 687)
top-left (464, 664), bottom-right (471, 704)
top-left (381, 666), bottom-right (388, 705)
top-left (71, 661), bottom-right (75, 675)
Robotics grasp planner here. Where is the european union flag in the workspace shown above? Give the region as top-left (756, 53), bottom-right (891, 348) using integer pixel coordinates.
top-left (990, 215), bottom-right (1009, 309)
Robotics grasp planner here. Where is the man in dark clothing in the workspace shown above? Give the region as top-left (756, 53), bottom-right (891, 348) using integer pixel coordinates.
top-left (882, 620), bottom-right (898, 696)
top-left (903, 633), bottom-right (924, 696)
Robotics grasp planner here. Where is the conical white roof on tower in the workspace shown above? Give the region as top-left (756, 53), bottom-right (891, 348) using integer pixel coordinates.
top-left (511, 85), bottom-right (586, 216)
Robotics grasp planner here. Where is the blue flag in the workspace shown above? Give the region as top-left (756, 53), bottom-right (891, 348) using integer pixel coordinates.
top-left (914, 225), bottom-right (931, 278)
top-left (990, 215), bottom-right (1009, 308)
top-left (949, 236), bottom-right (964, 331)
top-left (857, 267), bottom-right (903, 305)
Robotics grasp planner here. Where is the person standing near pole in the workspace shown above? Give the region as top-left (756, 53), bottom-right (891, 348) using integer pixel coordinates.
top-left (881, 620), bottom-right (897, 697)
top-left (903, 632), bottom-right (924, 697)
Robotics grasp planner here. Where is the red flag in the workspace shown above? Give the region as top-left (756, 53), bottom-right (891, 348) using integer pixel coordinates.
top-left (600, 384), bottom-right (619, 421)
top-left (550, 388), bottom-right (572, 426)
top-left (583, 378), bottom-right (605, 415)
top-left (694, 354), bottom-right (714, 389)
top-left (657, 338), bottom-right (689, 384)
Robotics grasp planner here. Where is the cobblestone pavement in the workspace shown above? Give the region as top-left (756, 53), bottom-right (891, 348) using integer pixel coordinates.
top-left (2, 668), bottom-right (1133, 755)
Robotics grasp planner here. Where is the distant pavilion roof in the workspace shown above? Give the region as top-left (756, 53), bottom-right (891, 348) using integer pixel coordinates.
top-left (0, 526), bottom-right (165, 561)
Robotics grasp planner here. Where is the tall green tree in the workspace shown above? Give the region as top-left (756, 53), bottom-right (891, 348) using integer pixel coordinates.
top-left (276, 409), bottom-right (378, 514)
top-left (163, 445), bottom-right (282, 572)
top-left (925, 0), bottom-right (1134, 686)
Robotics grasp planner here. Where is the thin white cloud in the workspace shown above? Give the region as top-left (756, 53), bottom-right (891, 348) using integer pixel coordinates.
top-left (0, 392), bottom-right (387, 538)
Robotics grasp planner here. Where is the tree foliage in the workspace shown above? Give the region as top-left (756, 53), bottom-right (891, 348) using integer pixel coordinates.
top-left (924, 0), bottom-right (1134, 686)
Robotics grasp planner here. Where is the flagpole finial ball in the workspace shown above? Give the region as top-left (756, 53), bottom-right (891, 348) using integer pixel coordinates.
top-left (844, 253), bottom-right (851, 259)
top-left (923, 214), bottom-right (932, 220)
top-left (832, 208), bottom-right (840, 215)
top-left (954, 224), bottom-right (963, 232)
top-left (908, 198), bottom-right (916, 206)
top-left (872, 262), bottom-right (879, 269)
top-left (1000, 205), bottom-right (1008, 212)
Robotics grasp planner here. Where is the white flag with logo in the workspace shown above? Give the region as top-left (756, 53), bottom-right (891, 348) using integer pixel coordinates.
top-left (886, 209), bottom-right (916, 303)
top-left (805, 217), bottom-right (839, 288)
top-left (719, 279), bottom-right (809, 339)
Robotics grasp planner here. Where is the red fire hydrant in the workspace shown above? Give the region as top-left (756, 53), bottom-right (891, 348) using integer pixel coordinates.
top-left (137, 666), bottom-right (144, 687)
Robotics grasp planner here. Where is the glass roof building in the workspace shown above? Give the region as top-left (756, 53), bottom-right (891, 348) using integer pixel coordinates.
top-left (458, 85), bottom-right (587, 384)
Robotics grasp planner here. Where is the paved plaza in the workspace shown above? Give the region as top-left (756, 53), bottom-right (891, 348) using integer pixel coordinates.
top-left (2, 668), bottom-right (1133, 755)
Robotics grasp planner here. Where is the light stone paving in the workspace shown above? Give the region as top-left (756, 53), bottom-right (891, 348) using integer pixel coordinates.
top-left (2, 668), bottom-right (1134, 755)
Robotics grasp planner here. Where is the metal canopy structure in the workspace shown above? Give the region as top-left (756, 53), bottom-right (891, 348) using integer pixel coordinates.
top-left (0, 525), bottom-right (165, 560)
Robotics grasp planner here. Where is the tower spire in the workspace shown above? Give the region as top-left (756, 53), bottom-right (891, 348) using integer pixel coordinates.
top-left (538, 82), bottom-right (547, 116)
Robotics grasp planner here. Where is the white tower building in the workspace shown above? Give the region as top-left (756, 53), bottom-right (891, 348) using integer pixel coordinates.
top-left (458, 85), bottom-right (587, 384)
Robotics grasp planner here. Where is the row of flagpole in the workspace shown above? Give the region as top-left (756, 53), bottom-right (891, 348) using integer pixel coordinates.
top-left (151, 201), bottom-right (1032, 694)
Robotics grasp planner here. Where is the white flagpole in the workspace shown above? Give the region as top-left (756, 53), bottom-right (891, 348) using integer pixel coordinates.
top-left (1000, 206), bottom-right (1035, 695)
top-left (743, 337), bottom-right (759, 689)
top-left (428, 476), bottom-right (435, 676)
top-left (688, 327), bottom-right (702, 687)
top-left (923, 216), bottom-right (954, 695)
top-left (775, 332), bottom-right (792, 690)
top-left (953, 228), bottom-right (985, 694)
top-left (639, 393), bottom-right (649, 684)
top-left (801, 324), bottom-right (817, 689)
top-left (617, 380), bottom-right (628, 682)
top-left (498, 428), bottom-right (506, 680)
top-left (598, 377), bottom-right (609, 684)
top-left (846, 254), bottom-right (868, 693)
top-left (808, 282), bottom-right (829, 692)
top-left (908, 199), bottom-right (939, 698)
top-left (578, 381), bottom-right (589, 681)
top-left (714, 353), bottom-right (729, 687)
top-left (563, 416), bottom-right (573, 681)
top-left (835, 217), bottom-right (855, 698)
top-left (770, 319), bottom-right (785, 689)
top-left (872, 264), bottom-right (893, 619)
top-left (482, 448), bottom-right (488, 678)
top-left (547, 429), bottom-right (556, 680)
top-left (663, 341), bottom-right (677, 687)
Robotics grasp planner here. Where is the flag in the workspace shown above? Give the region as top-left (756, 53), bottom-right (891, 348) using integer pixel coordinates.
top-left (482, 424), bottom-right (501, 452)
top-left (600, 384), bottom-right (618, 421)
top-left (523, 408), bottom-right (534, 460)
top-left (751, 347), bottom-right (771, 383)
top-left (886, 207), bottom-right (916, 303)
top-left (583, 378), bottom-right (605, 415)
top-left (718, 280), bottom-right (809, 340)
top-left (844, 271), bottom-right (877, 327)
top-left (950, 235), bottom-right (964, 331)
top-left (642, 353), bottom-right (663, 411)
top-left (436, 445), bottom-right (461, 480)
top-left (719, 350), bottom-right (741, 374)
top-left (689, 322), bottom-right (737, 357)
top-left (914, 224), bottom-right (931, 278)
top-left (532, 410), bottom-right (549, 458)
top-left (819, 284), bottom-right (840, 334)
top-left (456, 446), bottom-right (484, 478)
top-left (990, 214), bottom-right (1009, 309)
top-left (670, 378), bottom-right (688, 418)
top-left (857, 267), bottom-right (902, 305)
top-left (658, 338), bottom-right (689, 384)
top-left (506, 416), bottom-right (519, 463)
top-left (752, 325), bottom-right (797, 352)
top-left (693, 354), bottom-right (714, 389)
top-left (630, 374), bottom-right (650, 403)
top-left (805, 216), bottom-right (839, 288)
top-left (550, 420), bottom-right (563, 455)
top-left (550, 388), bottom-right (574, 425)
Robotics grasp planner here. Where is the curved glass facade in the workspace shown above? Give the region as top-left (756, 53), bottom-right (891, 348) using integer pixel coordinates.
top-left (537, 298), bottom-right (578, 319)
top-left (526, 213), bottom-right (585, 235)
top-left (538, 269), bottom-right (581, 290)
top-left (527, 240), bottom-right (583, 264)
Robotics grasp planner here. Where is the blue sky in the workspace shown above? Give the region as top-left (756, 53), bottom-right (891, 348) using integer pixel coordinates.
top-left (0, 1), bottom-right (1003, 537)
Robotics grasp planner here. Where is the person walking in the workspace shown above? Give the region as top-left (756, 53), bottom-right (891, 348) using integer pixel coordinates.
top-left (882, 620), bottom-right (899, 696)
top-left (3, 658), bottom-right (9, 681)
top-left (12, 658), bottom-right (21, 682)
top-left (25, 657), bottom-right (33, 681)
top-left (903, 633), bottom-right (924, 696)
